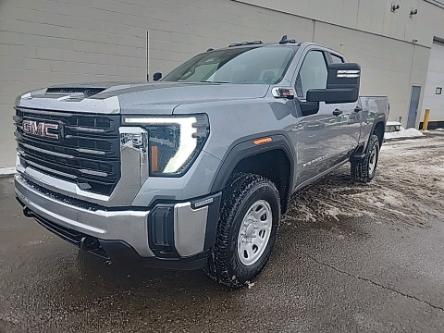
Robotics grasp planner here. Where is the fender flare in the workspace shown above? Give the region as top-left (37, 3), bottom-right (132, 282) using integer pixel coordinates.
top-left (363, 117), bottom-right (386, 152)
top-left (210, 132), bottom-right (296, 199)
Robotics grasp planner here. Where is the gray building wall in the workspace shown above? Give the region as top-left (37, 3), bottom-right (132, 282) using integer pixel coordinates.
top-left (422, 39), bottom-right (444, 122)
top-left (1, 0), bottom-right (444, 168)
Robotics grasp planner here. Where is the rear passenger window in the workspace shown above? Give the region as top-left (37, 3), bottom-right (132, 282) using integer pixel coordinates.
top-left (330, 54), bottom-right (344, 64)
top-left (295, 51), bottom-right (328, 98)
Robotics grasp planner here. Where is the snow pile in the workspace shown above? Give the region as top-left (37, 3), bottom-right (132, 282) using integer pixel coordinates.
top-left (384, 127), bottom-right (424, 140)
top-left (385, 121), bottom-right (401, 133)
top-left (386, 121), bottom-right (401, 126)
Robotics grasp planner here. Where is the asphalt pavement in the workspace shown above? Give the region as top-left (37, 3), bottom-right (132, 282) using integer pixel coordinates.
top-left (1, 135), bottom-right (443, 333)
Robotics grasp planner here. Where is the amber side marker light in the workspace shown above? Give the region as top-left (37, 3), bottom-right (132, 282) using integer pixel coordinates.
top-left (253, 137), bottom-right (273, 145)
top-left (150, 145), bottom-right (159, 172)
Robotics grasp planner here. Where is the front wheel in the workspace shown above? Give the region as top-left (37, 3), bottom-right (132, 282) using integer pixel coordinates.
top-left (206, 173), bottom-right (280, 288)
top-left (351, 134), bottom-right (380, 183)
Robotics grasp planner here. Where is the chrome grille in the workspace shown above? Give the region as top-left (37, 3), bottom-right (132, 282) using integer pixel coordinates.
top-left (14, 107), bottom-right (121, 195)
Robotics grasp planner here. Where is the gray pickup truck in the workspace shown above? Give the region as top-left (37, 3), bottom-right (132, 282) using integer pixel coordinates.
top-left (14, 37), bottom-right (389, 287)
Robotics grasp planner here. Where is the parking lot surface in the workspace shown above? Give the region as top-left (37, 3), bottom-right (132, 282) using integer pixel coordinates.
top-left (1, 134), bottom-right (443, 332)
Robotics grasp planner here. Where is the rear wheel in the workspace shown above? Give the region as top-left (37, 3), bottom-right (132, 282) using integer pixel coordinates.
top-left (206, 173), bottom-right (280, 288)
top-left (351, 134), bottom-right (380, 183)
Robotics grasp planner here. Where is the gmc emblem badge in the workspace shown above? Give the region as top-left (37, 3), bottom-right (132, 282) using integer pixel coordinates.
top-left (22, 120), bottom-right (59, 140)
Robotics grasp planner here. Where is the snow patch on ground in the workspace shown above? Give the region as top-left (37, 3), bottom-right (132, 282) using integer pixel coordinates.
top-left (384, 127), bottom-right (424, 140)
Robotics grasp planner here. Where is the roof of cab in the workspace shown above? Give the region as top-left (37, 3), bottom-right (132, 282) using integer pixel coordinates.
top-left (205, 36), bottom-right (343, 58)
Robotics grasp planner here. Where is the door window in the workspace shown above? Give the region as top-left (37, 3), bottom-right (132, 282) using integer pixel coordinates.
top-left (295, 51), bottom-right (328, 98)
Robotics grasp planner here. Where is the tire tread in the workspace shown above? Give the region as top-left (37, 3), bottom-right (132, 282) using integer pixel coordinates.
top-left (206, 173), bottom-right (279, 288)
top-left (351, 134), bottom-right (380, 183)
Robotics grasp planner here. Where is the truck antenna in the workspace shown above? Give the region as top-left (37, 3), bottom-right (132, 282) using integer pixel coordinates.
top-left (279, 35), bottom-right (296, 44)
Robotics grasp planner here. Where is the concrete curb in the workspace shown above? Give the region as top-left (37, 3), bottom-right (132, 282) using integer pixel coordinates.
top-left (0, 167), bottom-right (16, 177)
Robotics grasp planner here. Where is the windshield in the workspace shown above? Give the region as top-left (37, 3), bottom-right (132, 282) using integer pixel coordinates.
top-left (163, 46), bottom-right (296, 84)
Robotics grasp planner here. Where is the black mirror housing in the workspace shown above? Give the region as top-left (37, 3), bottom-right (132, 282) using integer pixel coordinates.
top-left (153, 72), bottom-right (162, 81)
top-left (306, 88), bottom-right (359, 103)
top-left (299, 101), bottom-right (320, 116)
top-left (307, 63), bottom-right (360, 103)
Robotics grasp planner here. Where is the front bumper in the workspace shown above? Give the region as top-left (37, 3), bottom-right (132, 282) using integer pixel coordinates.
top-left (15, 174), bottom-right (221, 269)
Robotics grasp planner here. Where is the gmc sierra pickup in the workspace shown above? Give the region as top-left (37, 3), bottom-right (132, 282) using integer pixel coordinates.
top-left (14, 37), bottom-right (389, 287)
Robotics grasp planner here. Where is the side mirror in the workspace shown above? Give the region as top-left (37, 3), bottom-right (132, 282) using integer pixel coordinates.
top-left (299, 101), bottom-right (320, 116)
top-left (306, 63), bottom-right (360, 103)
top-left (153, 72), bottom-right (162, 81)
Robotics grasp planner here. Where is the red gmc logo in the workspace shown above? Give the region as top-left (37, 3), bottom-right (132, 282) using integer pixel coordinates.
top-left (22, 120), bottom-right (59, 140)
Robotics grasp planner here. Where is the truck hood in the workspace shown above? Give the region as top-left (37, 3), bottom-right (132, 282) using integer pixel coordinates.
top-left (18, 82), bottom-right (269, 115)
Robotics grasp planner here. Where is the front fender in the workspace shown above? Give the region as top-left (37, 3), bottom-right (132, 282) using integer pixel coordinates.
top-left (210, 132), bottom-right (296, 195)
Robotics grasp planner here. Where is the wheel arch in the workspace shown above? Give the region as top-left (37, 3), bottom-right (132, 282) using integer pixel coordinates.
top-left (361, 118), bottom-right (386, 153)
top-left (372, 121), bottom-right (385, 147)
top-left (210, 133), bottom-right (295, 213)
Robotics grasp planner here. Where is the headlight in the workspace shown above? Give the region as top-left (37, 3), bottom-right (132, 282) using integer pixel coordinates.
top-left (123, 114), bottom-right (209, 176)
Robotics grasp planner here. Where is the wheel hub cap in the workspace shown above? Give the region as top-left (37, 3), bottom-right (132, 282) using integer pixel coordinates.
top-left (369, 148), bottom-right (378, 175)
top-left (237, 200), bottom-right (273, 266)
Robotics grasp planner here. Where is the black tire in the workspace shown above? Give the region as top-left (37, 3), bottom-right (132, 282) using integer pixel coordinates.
top-left (205, 173), bottom-right (280, 288)
top-left (351, 134), bottom-right (380, 183)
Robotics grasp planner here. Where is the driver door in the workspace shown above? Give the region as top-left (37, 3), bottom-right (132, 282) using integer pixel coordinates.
top-left (293, 50), bottom-right (344, 185)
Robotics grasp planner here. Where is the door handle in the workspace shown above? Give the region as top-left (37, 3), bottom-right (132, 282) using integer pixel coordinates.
top-left (354, 106), bottom-right (362, 113)
top-left (333, 109), bottom-right (343, 116)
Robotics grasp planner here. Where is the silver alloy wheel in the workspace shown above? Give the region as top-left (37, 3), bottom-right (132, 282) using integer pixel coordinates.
top-left (368, 147), bottom-right (378, 175)
top-left (237, 200), bottom-right (273, 266)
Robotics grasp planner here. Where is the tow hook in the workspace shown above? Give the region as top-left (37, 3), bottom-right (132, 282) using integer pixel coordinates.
top-left (23, 207), bottom-right (34, 218)
top-left (79, 236), bottom-right (100, 251)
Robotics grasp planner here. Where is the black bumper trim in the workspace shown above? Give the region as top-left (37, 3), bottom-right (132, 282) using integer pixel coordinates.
top-left (28, 207), bottom-right (109, 259)
top-left (17, 194), bottom-right (216, 270)
top-left (100, 240), bottom-right (209, 270)
top-left (147, 192), bottom-right (222, 259)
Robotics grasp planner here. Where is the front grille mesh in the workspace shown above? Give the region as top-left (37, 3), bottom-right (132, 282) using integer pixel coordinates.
top-left (14, 107), bottom-right (121, 195)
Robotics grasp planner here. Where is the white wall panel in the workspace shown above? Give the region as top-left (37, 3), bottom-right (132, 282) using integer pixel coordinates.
top-left (422, 40), bottom-right (444, 121)
top-left (237, 0), bottom-right (444, 47)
